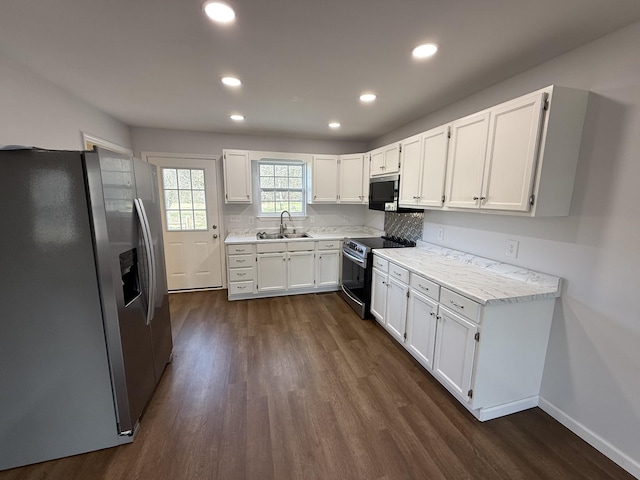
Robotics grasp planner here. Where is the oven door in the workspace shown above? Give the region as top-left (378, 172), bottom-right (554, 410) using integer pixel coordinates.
top-left (340, 248), bottom-right (369, 318)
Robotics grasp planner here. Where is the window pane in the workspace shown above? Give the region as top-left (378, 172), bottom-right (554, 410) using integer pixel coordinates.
top-left (179, 190), bottom-right (193, 209)
top-left (260, 164), bottom-right (274, 176)
top-left (194, 210), bottom-right (207, 230)
top-left (192, 190), bottom-right (206, 209)
top-left (290, 202), bottom-right (302, 213)
top-left (275, 201), bottom-right (288, 212)
top-left (289, 177), bottom-right (302, 189)
top-left (274, 177), bottom-right (288, 189)
top-left (261, 191), bottom-right (275, 201)
top-left (166, 210), bottom-right (181, 230)
top-left (275, 191), bottom-right (289, 201)
top-left (180, 211), bottom-right (194, 230)
top-left (260, 176), bottom-right (274, 188)
top-left (275, 165), bottom-right (288, 176)
top-left (290, 191), bottom-right (302, 201)
top-left (261, 202), bottom-right (276, 213)
top-left (177, 169), bottom-right (192, 189)
top-left (164, 190), bottom-right (179, 210)
top-left (191, 169), bottom-right (205, 190)
top-left (289, 165), bottom-right (302, 177)
top-left (163, 169), bottom-right (177, 189)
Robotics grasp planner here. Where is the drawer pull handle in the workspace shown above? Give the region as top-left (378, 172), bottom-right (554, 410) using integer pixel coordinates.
top-left (237, 259), bottom-right (245, 263)
top-left (237, 272), bottom-right (246, 276)
top-left (419, 284), bottom-right (429, 291)
top-left (450, 300), bottom-right (464, 309)
top-left (429, 312), bottom-right (435, 316)
top-left (394, 272), bottom-right (402, 276)
top-left (237, 286), bottom-right (246, 290)
top-left (236, 249), bottom-right (245, 252)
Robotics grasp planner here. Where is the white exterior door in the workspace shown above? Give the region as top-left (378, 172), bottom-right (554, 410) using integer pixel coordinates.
top-left (146, 154), bottom-right (223, 291)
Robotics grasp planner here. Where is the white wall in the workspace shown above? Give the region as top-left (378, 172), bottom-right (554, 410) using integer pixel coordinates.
top-left (132, 127), bottom-right (369, 232)
top-left (373, 21), bottom-right (640, 476)
top-left (0, 50), bottom-right (131, 150)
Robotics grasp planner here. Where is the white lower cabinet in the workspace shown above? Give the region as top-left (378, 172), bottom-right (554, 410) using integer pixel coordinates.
top-left (256, 252), bottom-right (287, 292)
top-left (227, 240), bottom-right (340, 299)
top-left (405, 289), bottom-right (438, 371)
top-left (433, 306), bottom-right (478, 400)
top-left (370, 253), bottom-right (554, 421)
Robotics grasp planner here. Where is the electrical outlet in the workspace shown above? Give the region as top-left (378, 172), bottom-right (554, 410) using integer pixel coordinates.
top-left (506, 239), bottom-right (519, 258)
top-left (247, 216), bottom-right (254, 225)
top-left (437, 227), bottom-right (444, 241)
top-left (343, 215), bottom-right (350, 223)
top-left (229, 215), bottom-right (242, 223)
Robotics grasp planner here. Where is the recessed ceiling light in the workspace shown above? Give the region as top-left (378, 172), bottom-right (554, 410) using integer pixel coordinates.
top-left (328, 122), bottom-right (341, 129)
top-left (230, 114), bottom-right (245, 121)
top-left (359, 93), bottom-right (377, 103)
top-left (221, 76), bottom-right (242, 87)
top-left (203, 2), bottom-right (236, 24)
top-left (412, 43), bottom-right (438, 59)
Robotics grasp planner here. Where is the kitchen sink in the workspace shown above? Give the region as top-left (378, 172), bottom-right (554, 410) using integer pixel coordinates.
top-left (256, 232), bottom-right (283, 240)
top-left (284, 233), bottom-right (310, 238)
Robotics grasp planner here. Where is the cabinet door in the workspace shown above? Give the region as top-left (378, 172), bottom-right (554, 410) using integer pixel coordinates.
top-left (433, 306), bottom-right (478, 401)
top-left (481, 92), bottom-right (546, 212)
top-left (256, 253), bottom-right (287, 292)
top-left (338, 154), bottom-right (365, 203)
top-left (383, 144), bottom-right (400, 174)
top-left (287, 251), bottom-right (315, 289)
top-left (370, 268), bottom-right (388, 325)
top-left (399, 134), bottom-right (422, 206)
top-left (444, 113), bottom-right (490, 209)
top-left (223, 150), bottom-right (252, 203)
top-left (362, 156), bottom-right (370, 204)
top-left (406, 290), bottom-right (438, 370)
top-left (311, 155), bottom-right (338, 202)
top-left (385, 277), bottom-right (409, 343)
top-left (370, 148), bottom-right (385, 176)
top-left (418, 125), bottom-right (450, 207)
top-left (316, 250), bottom-right (340, 287)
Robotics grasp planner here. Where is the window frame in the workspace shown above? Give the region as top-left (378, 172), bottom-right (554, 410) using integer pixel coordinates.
top-left (257, 160), bottom-right (306, 216)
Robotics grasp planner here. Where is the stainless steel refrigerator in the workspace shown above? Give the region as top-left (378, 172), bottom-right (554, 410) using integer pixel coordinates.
top-left (0, 147), bottom-right (173, 470)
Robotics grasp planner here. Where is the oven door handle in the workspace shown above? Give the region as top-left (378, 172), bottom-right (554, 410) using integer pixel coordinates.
top-left (342, 249), bottom-right (366, 268)
top-left (341, 285), bottom-right (365, 307)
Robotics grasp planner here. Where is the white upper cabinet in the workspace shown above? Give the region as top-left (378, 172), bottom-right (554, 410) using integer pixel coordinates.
top-left (338, 154), bottom-right (366, 203)
top-left (444, 85), bottom-right (588, 216)
top-left (399, 125), bottom-right (450, 208)
top-left (444, 112), bottom-right (490, 209)
top-left (223, 150), bottom-right (252, 203)
top-left (481, 92), bottom-right (546, 212)
top-left (370, 143), bottom-right (400, 177)
top-left (308, 155), bottom-right (338, 203)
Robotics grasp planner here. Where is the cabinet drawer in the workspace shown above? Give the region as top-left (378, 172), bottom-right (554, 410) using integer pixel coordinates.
top-left (372, 255), bottom-right (388, 272)
top-left (229, 267), bottom-right (253, 282)
top-left (410, 273), bottom-right (440, 301)
top-left (440, 288), bottom-right (480, 322)
top-left (256, 242), bottom-right (287, 253)
top-left (317, 240), bottom-right (340, 250)
top-left (228, 254), bottom-right (254, 268)
top-left (388, 263), bottom-right (409, 284)
top-left (288, 241), bottom-right (315, 252)
top-left (229, 281), bottom-right (254, 295)
top-left (227, 244), bottom-right (254, 255)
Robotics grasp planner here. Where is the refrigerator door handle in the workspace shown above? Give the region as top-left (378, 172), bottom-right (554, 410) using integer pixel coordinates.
top-left (134, 198), bottom-right (155, 325)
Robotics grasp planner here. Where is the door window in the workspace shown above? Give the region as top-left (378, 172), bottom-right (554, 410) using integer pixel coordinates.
top-left (161, 168), bottom-right (207, 231)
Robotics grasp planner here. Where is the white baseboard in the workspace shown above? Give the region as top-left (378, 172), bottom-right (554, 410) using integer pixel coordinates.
top-left (476, 396), bottom-right (539, 421)
top-left (538, 397), bottom-right (640, 479)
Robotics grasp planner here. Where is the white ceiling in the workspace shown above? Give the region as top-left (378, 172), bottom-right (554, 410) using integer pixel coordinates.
top-left (2, 0), bottom-right (640, 141)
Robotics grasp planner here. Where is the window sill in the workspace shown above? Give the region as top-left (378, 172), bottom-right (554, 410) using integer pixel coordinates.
top-left (256, 215), bottom-right (308, 221)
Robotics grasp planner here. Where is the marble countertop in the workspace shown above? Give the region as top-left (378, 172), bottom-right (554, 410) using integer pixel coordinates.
top-left (225, 226), bottom-right (384, 244)
top-left (374, 242), bottom-right (562, 305)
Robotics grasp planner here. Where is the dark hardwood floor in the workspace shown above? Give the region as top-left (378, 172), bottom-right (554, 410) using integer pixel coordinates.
top-left (2, 291), bottom-right (634, 479)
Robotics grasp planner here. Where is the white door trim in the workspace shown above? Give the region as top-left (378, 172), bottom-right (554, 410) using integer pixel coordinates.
top-left (141, 151), bottom-right (227, 289)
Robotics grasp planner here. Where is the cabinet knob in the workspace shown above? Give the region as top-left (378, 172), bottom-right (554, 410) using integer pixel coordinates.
top-left (473, 196), bottom-right (479, 201)
top-left (429, 312), bottom-right (435, 316)
top-left (246, 195), bottom-right (250, 199)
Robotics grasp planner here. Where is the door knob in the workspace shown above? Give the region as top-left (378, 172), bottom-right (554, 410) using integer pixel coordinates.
top-left (212, 225), bottom-right (217, 229)
top-left (212, 234), bottom-right (218, 239)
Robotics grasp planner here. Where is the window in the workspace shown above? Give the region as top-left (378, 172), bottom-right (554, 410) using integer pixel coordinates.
top-left (258, 161), bottom-right (305, 215)
top-left (161, 168), bottom-right (207, 230)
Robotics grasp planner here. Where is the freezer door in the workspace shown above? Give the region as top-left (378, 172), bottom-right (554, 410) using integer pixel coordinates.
top-left (133, 159), bottom-right (173, 382)
top-left (88, 149), bottom-right (156, 435)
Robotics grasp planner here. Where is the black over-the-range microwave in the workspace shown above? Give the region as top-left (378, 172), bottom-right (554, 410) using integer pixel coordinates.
top-left (368, 176), bottom-right (424, 213)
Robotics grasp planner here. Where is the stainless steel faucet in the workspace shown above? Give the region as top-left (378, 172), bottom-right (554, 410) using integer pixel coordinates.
top-left (280, 210), bottom-right (293, 236)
